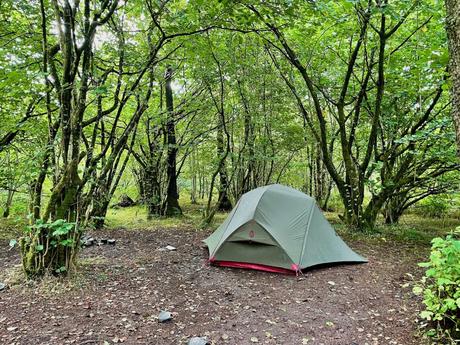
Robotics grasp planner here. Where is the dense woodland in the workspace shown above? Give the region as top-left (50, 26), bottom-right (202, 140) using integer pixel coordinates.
top-left (1, 0), bottom-right (460, 341)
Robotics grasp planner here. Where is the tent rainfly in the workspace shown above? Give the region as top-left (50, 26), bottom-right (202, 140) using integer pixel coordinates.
top-left (204, 184), bottom-right (367, 274)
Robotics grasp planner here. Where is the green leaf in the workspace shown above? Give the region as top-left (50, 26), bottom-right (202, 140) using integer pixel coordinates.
top-left (412, 286), bottom-right (423, 295)
top-left (420, 310), bottom-right (433, 320)
top-left (55, 266), bottom-right (67, 273)
top-left (93, 86), bottom-right (108, 95)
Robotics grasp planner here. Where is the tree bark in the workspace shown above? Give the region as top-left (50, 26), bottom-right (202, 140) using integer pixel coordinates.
top-left (2, 190), bottom-right (14, 218)
top-left (162, 66), bottom-right (182, 216)
top-left (216, 118), bottom-right (232, 211)
top-left (383, 192), bottom-right (409, 224)
top-left (446, 0), bottom-right (460, 156)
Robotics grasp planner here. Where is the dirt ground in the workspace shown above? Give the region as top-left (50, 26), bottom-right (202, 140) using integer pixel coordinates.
top-left (0, 227), bottom-right (428, 345)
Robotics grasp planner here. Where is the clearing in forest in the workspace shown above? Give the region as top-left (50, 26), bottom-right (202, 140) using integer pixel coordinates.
top-left (0, 226), bottom-right (428, 345)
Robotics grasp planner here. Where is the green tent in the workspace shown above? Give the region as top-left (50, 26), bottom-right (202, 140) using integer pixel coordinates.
top-left (204, 184), bottom-right (366, 274)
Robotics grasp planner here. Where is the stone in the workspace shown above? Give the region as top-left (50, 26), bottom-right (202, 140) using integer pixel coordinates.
top-left (188, 337), bottom-right (209, 345)
top-left (165, 245), bottom-right (176, 251)
top-left (158, 311), bottom-right (172, 323)
top-left (0, 282), bottom-right (6, 291)
top-left (81, 237), bottom-right (95, 247)
top-left (85, 238), bottom-right (95, 246)
top-left (117, 194), bottom-right (135, 207)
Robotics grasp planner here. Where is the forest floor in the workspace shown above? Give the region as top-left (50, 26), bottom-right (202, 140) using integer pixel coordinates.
top-left (0, 212), bottom-right (442, 345)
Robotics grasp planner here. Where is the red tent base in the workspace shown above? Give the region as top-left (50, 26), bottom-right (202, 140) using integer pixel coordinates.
top-left (209, 259), bottom-right (297, 275)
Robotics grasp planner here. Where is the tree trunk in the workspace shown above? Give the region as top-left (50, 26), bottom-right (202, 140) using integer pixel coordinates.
top-left (162, 66), bottom-right (182, 216)
top-left (384, 203), bottom-right (404, 225)
top-left (242, 108), bottom-right (255, 193)
top-left (446, 0), bottom-right (460, 156)
top-left (2, 189), bottom-right (14, 218)
top-left (144, 166), bottom-right (162, 218)
top-left (89, 196), bottom-right (110, 229)
top-left (216, 98), bottom-right (232, 212)
top-left (20, 0), bottom-right (118, 277)
top-left (217, 170), bottom-right (232, 211)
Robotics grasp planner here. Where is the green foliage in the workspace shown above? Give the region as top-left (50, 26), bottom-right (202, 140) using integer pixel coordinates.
top-left (415, 229), bottom-right (460, 341)
top-left (18, 219), bottom-right (82, 278)
top-left (0, 0), bottom-right (458, 277)
top-left (417, 195), bottom-right (451, 219)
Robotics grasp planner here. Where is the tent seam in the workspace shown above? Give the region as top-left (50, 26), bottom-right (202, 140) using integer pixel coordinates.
top-left (297, 203), bottom-right (316, 268)
top-left (251, 185), bottom-right (271, 219)
top-left (252, 185), bottom-right (298, 266)
top-left (210, 199), bottom-right (241, 258)
top-left (211, 185), bottom-right (269, 258)
top-left (254, 220), bottom-right (298, 267)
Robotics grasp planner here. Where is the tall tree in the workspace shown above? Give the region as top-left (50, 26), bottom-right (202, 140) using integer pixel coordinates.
top-left (243, 0), bottom-right (455, 230)
top-left (162, 66), bottom-right (182, 216)
top-left (446, 0), bottom-right (460, 156)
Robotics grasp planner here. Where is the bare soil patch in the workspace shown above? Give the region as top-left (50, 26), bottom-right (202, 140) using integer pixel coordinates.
top-left (0, 227), bottom-right (428, 345)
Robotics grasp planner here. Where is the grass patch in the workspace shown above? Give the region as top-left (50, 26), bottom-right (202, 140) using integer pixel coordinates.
top-left (0, 216), bottom-right (26, 241)
top-left (79, 255), bottom-right (109, 266)
top-left (1, 196), bottom-right (458, 247)
top-left (105, 199), bottom-right (227, 231)
top-left (325, 211), bottom-right (459, 246)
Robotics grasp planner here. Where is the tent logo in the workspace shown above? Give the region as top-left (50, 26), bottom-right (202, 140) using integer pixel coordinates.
top-left (249, 230), bottom-right (255, 238)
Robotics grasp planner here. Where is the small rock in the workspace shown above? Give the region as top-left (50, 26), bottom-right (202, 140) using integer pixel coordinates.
top-left (107, 239), bottom-right (116, 245)
top-left (158, 311), bottom-right (172, 323)
top-left (165, 245), bottom-right (176, 251)
top-left (81, 237), bottom-right (94, 247)
top-left (188, 337), bottom-right (209, 345)
top-left (250, 337), bottom-right (259, 343)
top-left (117, 194), bottom-right (135, 207)
top-left (222, 334), bottom-right (229, 340)
top-left (0, 282), bottom-right (6, 291)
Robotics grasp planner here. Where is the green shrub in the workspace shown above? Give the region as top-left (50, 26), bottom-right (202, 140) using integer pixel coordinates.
top-left (15, 219), bottom-right (82, 278)
top-left (414, 229), bottom-right (460, 342)
top-left (417, 195), bottom-right (450, 219)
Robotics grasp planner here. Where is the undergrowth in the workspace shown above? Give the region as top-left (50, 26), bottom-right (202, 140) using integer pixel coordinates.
top-left (414, 229), bottom-right (460, 343)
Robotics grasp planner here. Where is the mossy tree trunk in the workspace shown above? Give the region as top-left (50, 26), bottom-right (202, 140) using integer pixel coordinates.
top-left (162, 66), bottom-right (182, 216)
top-left (19, 0), bottom-right (119, 278)
top-left (446, 0), bottom-right (460, 156)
